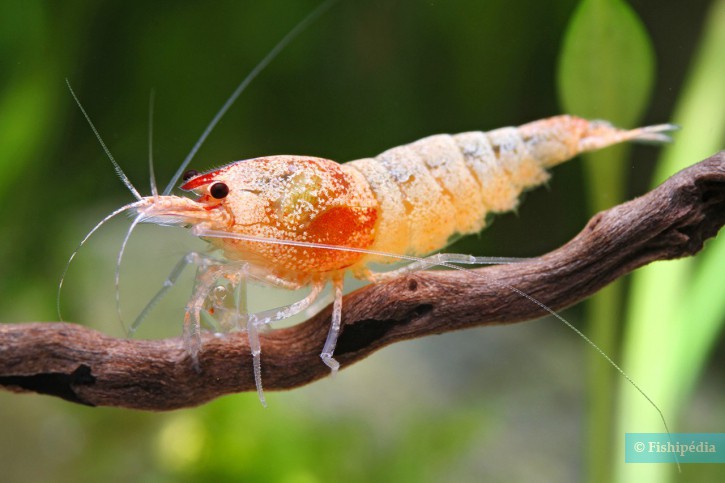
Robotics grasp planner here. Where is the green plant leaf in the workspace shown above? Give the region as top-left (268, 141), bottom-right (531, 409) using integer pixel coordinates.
top-left (558, 0), bottom-right (655, 127)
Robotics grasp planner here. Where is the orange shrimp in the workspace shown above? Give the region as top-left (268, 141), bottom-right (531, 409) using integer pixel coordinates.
top-left (124, 115), bottom-right (674, 405)
top-left (60, 2), bottom-right (676, 414)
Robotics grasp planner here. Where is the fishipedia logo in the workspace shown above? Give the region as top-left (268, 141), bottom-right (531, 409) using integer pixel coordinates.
top-left (626, 433), bottom-right (725, 464)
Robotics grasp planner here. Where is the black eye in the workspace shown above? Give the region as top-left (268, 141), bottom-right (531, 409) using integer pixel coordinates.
top-left (182, 169), bottom-right (199, 181)
top-left (210, 182), bottom-right (229, 199)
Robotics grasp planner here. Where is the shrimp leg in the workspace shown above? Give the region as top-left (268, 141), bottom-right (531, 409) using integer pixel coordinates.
top-left (130, 251), bottom-right (255, 369)
top-left (130, 251), bottom-right (228, 336)
top-left (245, 279), bottom-right (325, 406)
top-left (184, 261), bottom-right (251, 368)
top-left (320, 274), bottom-right (345, 372)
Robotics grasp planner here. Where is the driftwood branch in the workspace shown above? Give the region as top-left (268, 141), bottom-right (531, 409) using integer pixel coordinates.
top-left (2, 152), bottom-right (724, 410)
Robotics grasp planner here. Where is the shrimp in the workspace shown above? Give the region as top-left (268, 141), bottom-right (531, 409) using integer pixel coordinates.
top-left (59, 2), bottom-right (676, 417)
top-left (126, 115), bottom-right (675, 405)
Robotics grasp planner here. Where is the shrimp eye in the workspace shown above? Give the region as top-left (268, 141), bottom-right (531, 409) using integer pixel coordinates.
top-left (182, 169), bottom-right (199, 181)
top-left (210, 182), bottom-right (229, 199)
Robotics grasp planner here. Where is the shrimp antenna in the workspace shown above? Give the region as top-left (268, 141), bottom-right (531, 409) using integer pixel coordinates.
top-left (163, 0), bottom-right (339, 195)
top-left (148, 89), bottom-right (159, 199)
top-left (57, 200), bottom-right (147, 321)
top-left (114, 213), bottom-right (145, 334)
top-left (65, 79), bottom-right (143, 201)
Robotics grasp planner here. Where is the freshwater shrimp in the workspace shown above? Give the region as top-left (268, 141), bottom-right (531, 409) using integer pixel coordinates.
top-left (124, 115), bottom-right (674, 405)
top-left (60, 1), bottom-right (677, 420)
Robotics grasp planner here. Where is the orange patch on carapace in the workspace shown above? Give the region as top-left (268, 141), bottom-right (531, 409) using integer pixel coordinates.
top-left (293, 205), bottom-right (377, 271)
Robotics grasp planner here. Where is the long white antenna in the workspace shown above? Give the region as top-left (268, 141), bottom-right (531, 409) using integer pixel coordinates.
top-left (163, 0), bottom-right (339, 195)
top-left (148, 89), bottom-right (159, 199)
top-left (65, 79), bottom-right (143, 201)
top-left (114, 213), bottom-right (145, 333)
top-left (57, 200), bottom-right (147, 320)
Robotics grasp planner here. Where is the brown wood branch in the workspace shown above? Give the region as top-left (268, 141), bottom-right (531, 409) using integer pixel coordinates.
top-left (1, 152), bottom-right (724, 410)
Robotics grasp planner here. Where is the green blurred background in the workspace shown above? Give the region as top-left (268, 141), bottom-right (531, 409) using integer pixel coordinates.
top-left (0, 0), bottom-right (723, 481)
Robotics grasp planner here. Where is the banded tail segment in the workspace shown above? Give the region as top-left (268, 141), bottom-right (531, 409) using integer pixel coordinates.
top-left (345, 115), bottom-right (675, 262)
top-left (518, 115), bottom-right (677, 168)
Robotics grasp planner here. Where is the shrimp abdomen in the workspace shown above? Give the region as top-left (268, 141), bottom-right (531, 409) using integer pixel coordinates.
top-left (346, 115), bottom-right (674, 262)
